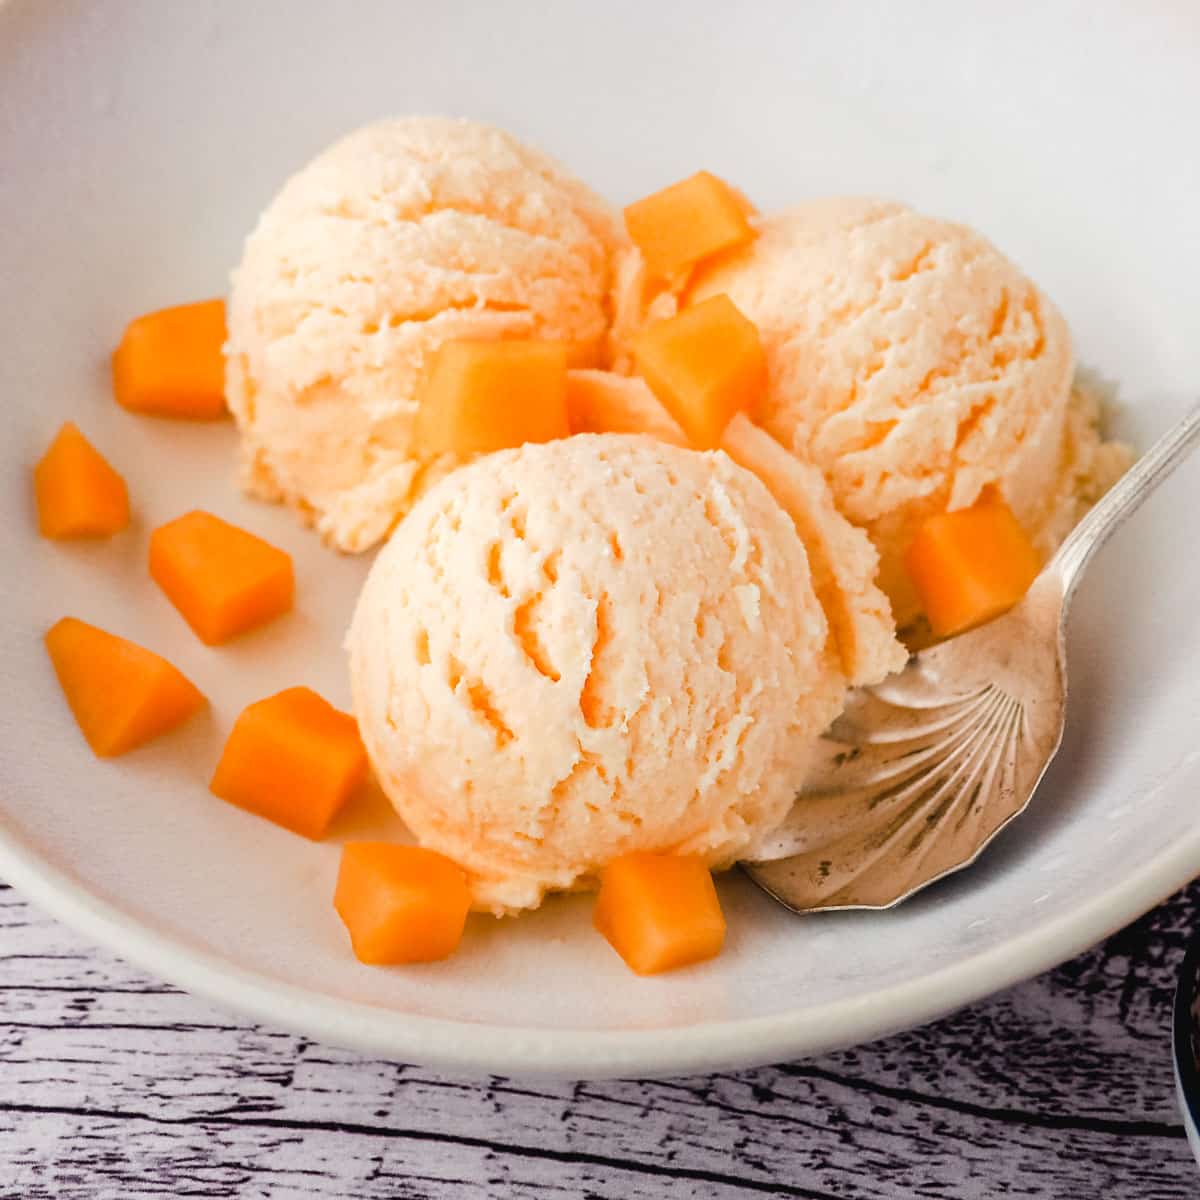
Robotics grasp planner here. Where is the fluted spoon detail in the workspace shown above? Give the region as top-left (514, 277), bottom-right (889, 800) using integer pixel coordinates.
top-left (745, 401), bottom-right (1200, 912)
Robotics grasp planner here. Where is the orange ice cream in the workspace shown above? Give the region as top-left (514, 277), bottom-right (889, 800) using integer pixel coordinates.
top-left (226, 117), bottom-right (623, 552)
top-left (615, 199), bottom-right (1130, 625)
top-left (348, 434), bottom-right (860, 913)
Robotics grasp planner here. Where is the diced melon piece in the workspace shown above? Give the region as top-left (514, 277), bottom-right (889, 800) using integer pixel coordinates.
top-left (112, 299), bottom-right (227, 419)
top-left (727, 184), bottom-right (758, 220)
top-left (720, 414), bottom-right (906, 685)
top-left (624, 171), bottom-right (756, 279)
top-left (593, 853), bottom-right (726, 975)
top-left (149, 510), bottom-right (294, 645)
top-left (633, 294), bottom-right (766, 450)
top-left (334, 843), bottom-right (470, 965)
top-left (45, 617), bottom-right (205, 756)
top-left (565, 369), bottom-right (689, 446)
top-left (415, 339), bottom-right (570, 458)
top-left (565, 337), bottom-right (605, 369)
top-left (34, 422), bottom-right (130, 539)
top-left (210, 687), bottom-right (367, 839)
top-left (905, 493), bottom-right (1041, 638)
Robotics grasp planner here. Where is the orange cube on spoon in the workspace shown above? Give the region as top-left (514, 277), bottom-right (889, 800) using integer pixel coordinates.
top-left (905, 492), bottom-right (1041, 638)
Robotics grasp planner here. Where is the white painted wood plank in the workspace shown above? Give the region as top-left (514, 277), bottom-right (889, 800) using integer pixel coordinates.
top-left (1, 879), bottom-right (1196, 1198)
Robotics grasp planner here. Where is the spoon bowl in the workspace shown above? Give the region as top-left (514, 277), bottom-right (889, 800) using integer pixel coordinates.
top-left (747, 400), bottom-right (1200, 912)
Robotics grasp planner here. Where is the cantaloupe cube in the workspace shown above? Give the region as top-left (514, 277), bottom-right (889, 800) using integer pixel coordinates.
top-left (45, 617), bottom-right (205, 756)
top-left (415, 339), bottom-right (569, 458)
top-left (565, 338), bottom-right (605, 369)
top-left (594, 853), bottom-right (726, 975)
top-left (112, 299), bottom-right (227, 419)
top-left (905, 493), bottom-right (1041, 638)
top-left (334, 843), bottom-right (470, 965)
top-left (149, 511), bottom-right (293, 645)
top-left (565, 369), bottom-right (689, 446)
top-left (633, 294), bottom-right (766, 450)
top-left (624, 171), bottom-right (756, 280)
top-left (34, 422), bottom-right (130, 539)
top-left (210, 687), bottom-right (367, 839)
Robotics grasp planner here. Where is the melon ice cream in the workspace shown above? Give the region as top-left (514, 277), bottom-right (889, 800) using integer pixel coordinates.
top-left (348, 434), bottom-right (876, 913)
top-left (617, 198), bottom-right (1130, 625)
top-left (225, 117), bottom-right (623, 552)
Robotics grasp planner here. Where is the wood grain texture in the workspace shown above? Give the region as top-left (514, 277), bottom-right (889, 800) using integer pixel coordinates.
top-left (1, 877), bottom-right (1197, 1199)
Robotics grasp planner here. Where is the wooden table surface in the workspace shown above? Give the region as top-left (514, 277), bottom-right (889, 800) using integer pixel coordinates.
top-left (2, 875), bottom-right (1197, 1199)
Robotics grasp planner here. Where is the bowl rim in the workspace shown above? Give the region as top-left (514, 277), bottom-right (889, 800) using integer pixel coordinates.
top-left (4, 816), bottom-right (1200, 1077)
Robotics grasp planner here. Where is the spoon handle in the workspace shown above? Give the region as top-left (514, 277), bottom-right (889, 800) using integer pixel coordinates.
top-left (1049, 399), bottom-right (1200, 602)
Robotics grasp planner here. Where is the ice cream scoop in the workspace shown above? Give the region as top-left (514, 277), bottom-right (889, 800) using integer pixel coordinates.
top-left (226, 117), bottom-right (623, 552)
top-left (347, 434), bottom-right (846, 913)
top-left (617, 199), bottom-right (1129, 625)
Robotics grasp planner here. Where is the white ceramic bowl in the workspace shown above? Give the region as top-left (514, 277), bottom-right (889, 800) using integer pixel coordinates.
top-left (2, 0), bottom-right (1199, 1078)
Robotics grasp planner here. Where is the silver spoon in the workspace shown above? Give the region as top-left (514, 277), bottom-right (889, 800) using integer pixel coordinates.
top-left (745, 400), bottom-right (1200, 912)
